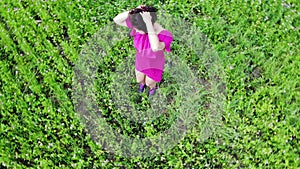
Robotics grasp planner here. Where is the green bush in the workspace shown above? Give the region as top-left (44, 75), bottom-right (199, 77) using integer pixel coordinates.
top-left (0, 0), bottom-right (299, 168)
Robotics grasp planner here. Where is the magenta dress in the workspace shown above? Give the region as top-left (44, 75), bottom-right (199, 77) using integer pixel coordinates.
top-left (125, 17), bottom-right (173, 82)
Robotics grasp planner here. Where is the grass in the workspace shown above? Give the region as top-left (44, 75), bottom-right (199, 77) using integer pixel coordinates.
top-left (0, 0), bottom-right (299, 168)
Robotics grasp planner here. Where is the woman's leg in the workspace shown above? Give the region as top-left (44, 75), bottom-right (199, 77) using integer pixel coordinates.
top-left (145, 76), bottom-right (157, 89)
top-left (135, 69), bottom-right (146, 84)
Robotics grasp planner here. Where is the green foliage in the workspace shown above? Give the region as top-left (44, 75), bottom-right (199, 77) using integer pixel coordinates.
top-left (0, 0), bottom-right (299, 168)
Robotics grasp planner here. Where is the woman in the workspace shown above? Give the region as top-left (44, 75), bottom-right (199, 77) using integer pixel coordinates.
top-left (113, 5), bottom-right (173, 96)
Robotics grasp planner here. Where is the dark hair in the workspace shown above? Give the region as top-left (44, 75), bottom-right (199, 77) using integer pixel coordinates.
top-left (129, 6), bottom-right (157, 33)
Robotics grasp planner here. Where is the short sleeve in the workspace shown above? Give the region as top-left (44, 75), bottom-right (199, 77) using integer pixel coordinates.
top-left (158, 30), bottom-right (173, 52)
top-left (125, 17), bottom-right (136, 36)
top-left (125, 17), bottom-right (133, 29)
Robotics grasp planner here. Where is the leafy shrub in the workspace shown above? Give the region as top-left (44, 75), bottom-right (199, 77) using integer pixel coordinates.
top-left (0, 0), bottom-right (299, 168)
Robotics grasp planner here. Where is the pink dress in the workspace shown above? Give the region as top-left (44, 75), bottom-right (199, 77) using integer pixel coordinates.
top-left (125, 17), bottom-right (173, 82)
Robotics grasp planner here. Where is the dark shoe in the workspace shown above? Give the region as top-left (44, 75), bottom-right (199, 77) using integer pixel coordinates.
top-left (137, 83), bottom-right (146, 93)
top-left (148, 87), bottom-right (158, 96)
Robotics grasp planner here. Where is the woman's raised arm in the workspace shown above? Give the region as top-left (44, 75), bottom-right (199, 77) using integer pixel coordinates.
top-left (141, 12), bottom-right (165, 52)
top-left (113, 11), bottom-right (129, 27)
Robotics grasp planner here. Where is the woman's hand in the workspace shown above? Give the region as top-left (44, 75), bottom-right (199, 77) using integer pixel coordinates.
top-left (137, 5), bottom-right (145, 9)
top-left (140, 12), bottom-right (152, 24)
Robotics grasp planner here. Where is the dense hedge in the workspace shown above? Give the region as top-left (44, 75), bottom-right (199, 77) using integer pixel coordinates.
top-left (0, 0), bottom-right (299, 168)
